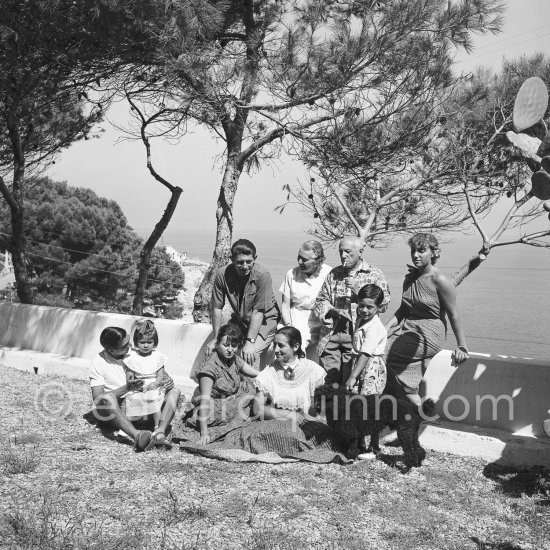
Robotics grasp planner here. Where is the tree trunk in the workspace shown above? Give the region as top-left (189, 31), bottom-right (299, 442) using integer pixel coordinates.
top-left (132, 187), bottom-right (183, 316)
top-left (10, 211), bottom-right (33, 303)
top-left (192, 157), bottom-right (242, 323)
top-left (0, 176), bottom-right (33, 303)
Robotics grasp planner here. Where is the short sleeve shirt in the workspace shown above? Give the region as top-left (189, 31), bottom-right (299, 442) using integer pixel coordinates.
top-left (89, 350), bottom-right (127, 392)
top-left (352, 315), bottom-right (388, 357)
top-left (279, 264), bottom-right (332, 309)
top-left (195, 354), bottom-right (247, 399)
top-left (211, 262), bottom-right (280, 339)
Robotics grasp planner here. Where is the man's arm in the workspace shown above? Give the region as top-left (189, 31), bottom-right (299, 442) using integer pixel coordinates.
top-left (90, 379), bottom-right (143, 403)
top-left (205, 307), bottom-right (224, 356)
top-left (241, 270), bottom-right (273, 364)
top-left (241, 310), bottom-right (264, 365)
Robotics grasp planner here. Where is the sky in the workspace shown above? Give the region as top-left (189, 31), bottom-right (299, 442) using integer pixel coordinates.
top-left (47, 0), bottom-right (550, 242)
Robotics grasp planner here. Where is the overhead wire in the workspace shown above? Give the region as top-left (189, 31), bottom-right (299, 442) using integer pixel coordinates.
top-left (455, 31), bottom-right (550, 64)
top-left (25, 251), bottom-right (179, 286)
top-left (460, 23), bottom-right (550, 50)
top-left (0, 229), bottom-right (175, 270)
top-left (0, 231), bottom-right (183, 279)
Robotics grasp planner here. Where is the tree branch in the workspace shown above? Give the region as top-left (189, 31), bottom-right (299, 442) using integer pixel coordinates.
top-left (241, 92), bottom-right (329, 112)
top-left (239, 113), bottom-right (343, 162)
top-left (126, 93), bottom-right (177, 193)
top-left (492, 230), bottom-right (550, 248)
top-left (331, 186), bottom-right (364, 237)
top-left (463, 181), bottom-right (489, 243)
top-left (490, 191), bottom-right (533, 242)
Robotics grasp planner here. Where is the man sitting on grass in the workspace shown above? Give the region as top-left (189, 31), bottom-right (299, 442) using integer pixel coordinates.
top-left (88, 326), bottom-right (181, 452)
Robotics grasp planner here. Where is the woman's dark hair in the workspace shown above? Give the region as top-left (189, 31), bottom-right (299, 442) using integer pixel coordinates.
top-left (231, 238), bottom-right (256, 258)
top-left (216, 323), bottom-right (244, 347)
top-left (133, 319), bottom-right (159, 346)
top-left (408, 233), bottom-right (441, 264)
top-left (99, 326), bottom-right (127, 349)
top-left (276, 326), bottom-right (305, 359)
top-left (357, 284), bottom-right (384, 307)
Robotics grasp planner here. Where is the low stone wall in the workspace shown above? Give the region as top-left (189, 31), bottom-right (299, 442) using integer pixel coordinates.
top-left (1, 302), bottom-right (549, 467)
top-left (422, 350), bottom-right (550, 439)
top-left (0, 302), bottom-right (212, 388)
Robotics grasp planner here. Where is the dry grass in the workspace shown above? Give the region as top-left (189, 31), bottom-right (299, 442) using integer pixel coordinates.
top-left (1, 436), bottom-right (41, 475)
top-left (1, 365), bottom-right (549, 550)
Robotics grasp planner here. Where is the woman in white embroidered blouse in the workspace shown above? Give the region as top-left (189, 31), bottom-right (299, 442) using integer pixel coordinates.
top-left (178, 326), bottom-right (350, 462)
top-left (252, 326), bottom-right (326, 421)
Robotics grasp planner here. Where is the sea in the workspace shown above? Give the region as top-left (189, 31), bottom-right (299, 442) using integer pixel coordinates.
top-left (157, 228), bottom-right (550, 362)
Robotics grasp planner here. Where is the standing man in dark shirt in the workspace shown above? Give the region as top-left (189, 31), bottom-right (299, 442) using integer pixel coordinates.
top-left (205, 239), bottom-right (280, 367)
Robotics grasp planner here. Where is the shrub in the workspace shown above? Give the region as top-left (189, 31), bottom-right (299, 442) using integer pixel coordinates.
top-left (33, 292), bottom-right (73, 309)
top-left (163, 301), bottom-right (184, 319)
top-left (2, 495), bottom-right (148, 550)
top-left (0, 438), bottom-right (41, 475)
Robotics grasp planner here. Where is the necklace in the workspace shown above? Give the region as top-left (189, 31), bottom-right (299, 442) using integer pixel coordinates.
top-left (284, 369), bottom-right (295, 380)
top-left (281, 358), bottom-right (299, 380)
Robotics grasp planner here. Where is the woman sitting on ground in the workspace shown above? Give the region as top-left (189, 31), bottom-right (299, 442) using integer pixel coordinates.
top-left (179, 323), bottom-right (259, 443)
top-left (280, 241), bottom-right (332, 360)
top-left (179, 327), bottom-right (348, 463)
top-left (251, 326), bottom-right (326, 421)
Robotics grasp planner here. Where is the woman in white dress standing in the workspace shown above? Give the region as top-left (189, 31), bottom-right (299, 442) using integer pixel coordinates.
top-left (280, 241), bottom-right (332, 361)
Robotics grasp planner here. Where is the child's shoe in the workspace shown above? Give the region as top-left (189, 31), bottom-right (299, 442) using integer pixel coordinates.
top-left (134, 430), bottom-right (154, 452)
top-left (357, 448), bottom-right (378, 460)
top-left (152, 427), bottom-right (172, 449)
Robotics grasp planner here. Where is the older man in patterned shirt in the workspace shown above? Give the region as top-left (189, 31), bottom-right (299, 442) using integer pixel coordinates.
top-left (315, 236), bottom-right (390, 384)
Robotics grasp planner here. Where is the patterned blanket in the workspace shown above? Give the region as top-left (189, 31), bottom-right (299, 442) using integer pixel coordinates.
top-left (177, 417), bottom-right (350, 464)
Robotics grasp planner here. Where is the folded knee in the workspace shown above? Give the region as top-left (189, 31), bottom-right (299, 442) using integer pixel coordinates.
top-left (94, 393), bottom-right (119, 414)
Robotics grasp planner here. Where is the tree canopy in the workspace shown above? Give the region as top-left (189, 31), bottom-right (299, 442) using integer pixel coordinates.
top-left (0, 0), bottom-right (178, 303)
top-left (0, 178), bottom-right (185, 315)
top-left (288, 53), bottom-right (550, 283)
top-left (118, 0), bottom-right (504, 320)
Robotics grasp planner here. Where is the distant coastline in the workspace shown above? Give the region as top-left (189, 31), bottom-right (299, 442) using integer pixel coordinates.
top-left (177, 257), bottom-right (208, 322)
top-left (160, 230), bottom-right (550, 360)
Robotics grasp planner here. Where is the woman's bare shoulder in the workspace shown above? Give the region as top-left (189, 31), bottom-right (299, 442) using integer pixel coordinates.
top-left (431, 268), bottom-right (453, 290)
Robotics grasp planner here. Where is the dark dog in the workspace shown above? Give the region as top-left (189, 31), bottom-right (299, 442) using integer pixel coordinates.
top-left (313, 384), bottom-right (426, 468)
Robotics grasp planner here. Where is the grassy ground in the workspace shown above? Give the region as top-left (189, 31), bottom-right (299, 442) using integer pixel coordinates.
top-left (1, 366), bottom-right (549, 550)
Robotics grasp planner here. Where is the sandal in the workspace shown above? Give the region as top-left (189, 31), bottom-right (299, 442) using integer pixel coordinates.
top-left (134, 430), bottom-right (154, 452)
top-left (153, 430), bottom-right (172, 449)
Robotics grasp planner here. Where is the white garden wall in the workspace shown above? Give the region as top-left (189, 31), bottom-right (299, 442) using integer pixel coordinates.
top-left (0, 302), bottom-right (212, 388)
top-left (1, 302), bottom-right (549, 467)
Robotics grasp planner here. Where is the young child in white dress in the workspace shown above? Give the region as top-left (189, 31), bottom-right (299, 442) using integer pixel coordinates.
top-left (124, 320), bottom-right (167, 436)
